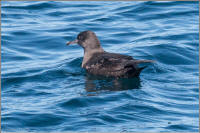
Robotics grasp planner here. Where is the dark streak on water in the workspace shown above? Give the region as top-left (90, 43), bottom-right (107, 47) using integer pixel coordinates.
top-left (1, 1), bottom-right (199, 132)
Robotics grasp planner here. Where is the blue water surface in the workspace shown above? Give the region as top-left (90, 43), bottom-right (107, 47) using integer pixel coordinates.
top-left (1, 1), bottom-right (199, 132)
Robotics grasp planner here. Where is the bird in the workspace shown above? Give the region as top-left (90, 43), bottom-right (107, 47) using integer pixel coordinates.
top-left (66, 30), bottom-right (154, 78)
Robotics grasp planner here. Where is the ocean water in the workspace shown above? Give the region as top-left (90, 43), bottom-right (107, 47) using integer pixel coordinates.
top-left (1, 1), bottom-right (199, 132)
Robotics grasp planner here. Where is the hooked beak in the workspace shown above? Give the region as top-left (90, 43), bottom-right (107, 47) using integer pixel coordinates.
top-left (66, 39), bottom-right (78, 45)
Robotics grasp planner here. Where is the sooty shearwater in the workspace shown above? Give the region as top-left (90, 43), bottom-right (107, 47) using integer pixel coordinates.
top-left (67, 30), bottom-right (154, 78)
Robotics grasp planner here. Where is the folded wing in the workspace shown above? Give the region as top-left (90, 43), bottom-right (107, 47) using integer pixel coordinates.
top-left (84, 52), bottom-right (153, 78)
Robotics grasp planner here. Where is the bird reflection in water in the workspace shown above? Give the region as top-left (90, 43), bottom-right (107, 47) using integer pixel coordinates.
top-left (84, 74), bottom-right (141, 94)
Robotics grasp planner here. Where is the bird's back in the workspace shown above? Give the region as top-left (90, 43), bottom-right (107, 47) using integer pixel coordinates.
top-left (83, 52), bottom-right (145, 78)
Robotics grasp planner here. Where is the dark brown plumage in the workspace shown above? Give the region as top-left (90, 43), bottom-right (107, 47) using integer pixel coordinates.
top-left (67, 30), bottom-right (154, 78)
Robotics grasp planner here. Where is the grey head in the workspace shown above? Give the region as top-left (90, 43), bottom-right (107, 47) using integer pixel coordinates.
top-left (67, 31), bottom-right (103, 51)
top-left (67, 31), bottom-right (104, 67)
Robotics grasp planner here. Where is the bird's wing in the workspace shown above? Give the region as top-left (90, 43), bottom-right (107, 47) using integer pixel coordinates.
top-left (84, 52), bottom-right (134, 72)
top-left (83, 52), bottom-right (154, 77)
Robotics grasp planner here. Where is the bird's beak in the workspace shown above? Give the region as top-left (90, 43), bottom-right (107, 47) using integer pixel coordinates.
top-left (66, 39), bottom-right (78, 45)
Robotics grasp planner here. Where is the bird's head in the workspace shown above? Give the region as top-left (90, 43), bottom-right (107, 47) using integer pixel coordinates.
top-left (67, 30), bottom-right (101, 50)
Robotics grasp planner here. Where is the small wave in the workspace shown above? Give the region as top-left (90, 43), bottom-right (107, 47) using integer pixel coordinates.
top-left (2, 1), bottom-right (59, 10)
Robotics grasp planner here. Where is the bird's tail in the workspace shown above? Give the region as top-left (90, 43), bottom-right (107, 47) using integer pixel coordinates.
top-left (126, 65), bottom-right (147, 77)
top-left (124, 59), bottom-right (154, 78)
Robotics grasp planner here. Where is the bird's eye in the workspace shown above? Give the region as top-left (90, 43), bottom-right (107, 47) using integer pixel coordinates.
top-left (78, 35), bottom-right (82, 40)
